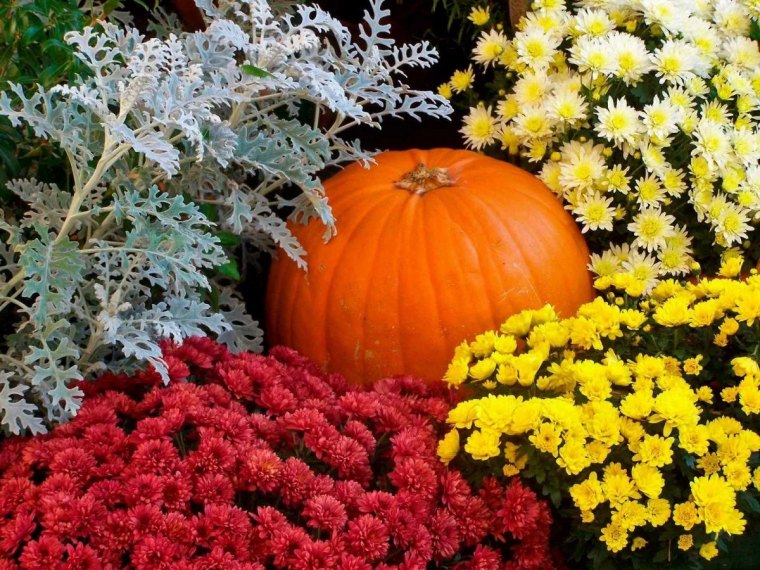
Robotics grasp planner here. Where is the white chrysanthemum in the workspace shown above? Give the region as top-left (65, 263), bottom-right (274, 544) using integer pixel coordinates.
top-left (622, 250), bottom-right (662, 293)
top-left (539, 161), bottom-right (564, 195)
top-left (723, 66), bottom-right (754, 97)
top-left (513, 72), bottom-right (552, 107)
top-left (588, 249), bottom-right (622, 277)
top-left (461, 105), bottom-right (500, 150)
top-left (723, 37), bottom-right (760, 70)
top-left (638, 0), bottom-right (692, 37)
top-left (572, 192), bottom-right (616, 232)
top-left (519, 9), bottom-right (570, 36)
top-left (714, 204), bottom-right (753, 245)
top-left (604, 32), bottom-right (652, 85)
top-left (575, 0), bottom-right (626, 8)
top-left (737, 186), bottom-right (760, 214)
top-left (609, 242), bottom-right (635, 263)
top-left (550, 71), bottom-right (583, 93)
top-left (595, 97), bottom-right (642, 146)
top-left (568, 36), bottom-right (610, 77)
top-left (605, 164), bottom-right (632, 194)
top-left (628, 208), bottom-right (677, 251)
top-left (658, 246), bottom-right (693, 275)
top-left (742, 0), bottom-right (760, 20)
top-left (635, 173), bottom-right (667, 206)
top-left (499, 125), bottom-right (521, 154)
top-left (743, 165), bottom-right (760, 194)
top-left (531, 0), bottom-right (566, 10)
top-left (712, 0), bottom-right (751, 36)
top-left (703, 191), bottom-right (730, 222)
top-left (682, 17), bottom-right (721, 61)
top-left (700, 101), bottom-right (732, 126)
top-left (665, 225), bottom-right (694, 251)
top-left (514, 25), bottom-right (561, 70)
top-left (692, 119), bottom-right (732, 170)
top-left (665, 87), bottom-right (696, 111)
top-left (651, 40), bottom-right (710, 85)
top-left (640, 142), bottom-right (669, 176)
top-left (512, 106), bottom-right (556, 140)
top-left (472, 29), bottom-right (509, 68)
top-left (546, 85), bottom-right (588, 124)
top-left (640, 97), bottom-right (682, 140)
top-left (572, 8), bottom-right (615, 37)
top-left (660, 168), bottom-right (687, 197)
top-left (558, 140), bottom-right (608, 191)
top-left (496, 96), bottom-right (520, 121)
top-left (525, 139), bottom-right (550, 163)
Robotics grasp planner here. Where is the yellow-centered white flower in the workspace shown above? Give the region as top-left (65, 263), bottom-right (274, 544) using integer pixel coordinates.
top-left (628, 208), bottom-right (677, 252)
top-left (573, 192), bottom-right (616, 232)
top-left (559, 141), bottom-right (608, 191)
top-left (473, 29), bottom-right (509, 69)
top-left (651, 40), bottom-right (709, 85)
top-left (596, 98), bottom-right (642, 146)
top-left (514, 25), bottom-right (562, 70)
top-left (572, 8), bottom-right (615, 37)
top-left (604, 32), bottom-right (652, 85)
top-left (460, 105), bottom-right (500, 150)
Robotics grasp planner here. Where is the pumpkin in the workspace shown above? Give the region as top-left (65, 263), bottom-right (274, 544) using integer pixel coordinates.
top-left (266, 148), bottom-right (594, 384)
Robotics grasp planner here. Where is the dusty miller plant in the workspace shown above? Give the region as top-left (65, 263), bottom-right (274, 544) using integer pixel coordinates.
top-left (0, 0), bottom-right (451, 435)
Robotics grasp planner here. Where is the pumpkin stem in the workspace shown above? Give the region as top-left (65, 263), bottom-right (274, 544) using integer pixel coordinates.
top-left (395, 163), bottom-right (454, 195)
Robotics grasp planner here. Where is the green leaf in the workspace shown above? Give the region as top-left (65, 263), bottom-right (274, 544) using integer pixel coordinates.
top-left (21, 23), bottom-right (43, 45)
top-left (751, 20), bottom-right (760, 42)
top-left (739, 491), bottom-right (760, 514)
top-left (241, 64), bottom-right (270, 78)
top-left (550, 487), bottom-right (562, 508)
top-left (103, 0), bottom-right (122, 14)
top-left (199, 202), bottom-right (219, 222)
top-left (215, 231), bottom-right (241, 247)
top-left (215, 260), bottom-right (241, 281)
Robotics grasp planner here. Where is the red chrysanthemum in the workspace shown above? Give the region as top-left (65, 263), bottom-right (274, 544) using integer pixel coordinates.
top-left (192, 473), bottom-right (234, 505)
top-left (238, 448), bottom-right (281, 493)
top-left (497, 479), bottom-right (545, 540)
top-left (344, 515), bottom-right (389, 563)
top-left (302, 494), bottom-right (347, 533)
top-left (0, 339), bottom-right (558, 569)
top-left (18, 535), bottom-right (65, 569)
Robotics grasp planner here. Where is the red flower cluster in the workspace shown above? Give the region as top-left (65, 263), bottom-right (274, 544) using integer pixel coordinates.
top-left (0, 339), bottom-right (559, 569)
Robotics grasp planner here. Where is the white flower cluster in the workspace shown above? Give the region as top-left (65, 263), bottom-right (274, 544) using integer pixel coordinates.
top-left (456, 0), bottom-right (760, 290)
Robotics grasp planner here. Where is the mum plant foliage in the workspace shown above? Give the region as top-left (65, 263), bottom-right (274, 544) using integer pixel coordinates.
top-left (438, 265), bottom-right (760, 568)
top-left (0, 0), bottom-right (451, 434)
top-left (0, 339), bottom-right (558, 569)
top-left (444, 0), bottom-right (760, 287)
top-left (0, 0), bottom-right (132, 192)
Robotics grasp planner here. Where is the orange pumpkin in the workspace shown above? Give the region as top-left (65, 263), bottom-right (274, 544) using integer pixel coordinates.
top-left (266, 149), bottom-right (594, 384)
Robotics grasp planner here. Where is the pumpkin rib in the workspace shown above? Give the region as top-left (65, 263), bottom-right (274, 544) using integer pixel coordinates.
top-left (476, 181), bottom-right (588, 314)
top-left (466, 188), bottom-right (544, 318)
top-left (436, 189), bottom-right (503, 333)
top-left (321, 190), bottom-right (403, 375)
top-left (417, 194), bottom-right (445, 356)
top-left (354, 193), bottom-right (411, 380)
top-left (279, 185), bottom-right (391, 366)
top-left (391, 192), bottom-right (430, 379)
top-left (520, 200), bottom-right (592, 310)
top-left (401, 193), bottom-right (448, 375)
top-left (422, 191), bottom-right (470, 351)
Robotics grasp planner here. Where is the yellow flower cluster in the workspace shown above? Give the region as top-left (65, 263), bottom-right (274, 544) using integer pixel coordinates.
top-left (447, 0), bottom-right (760, 284)
top-left (439, 274), bottom-right (760, 560)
